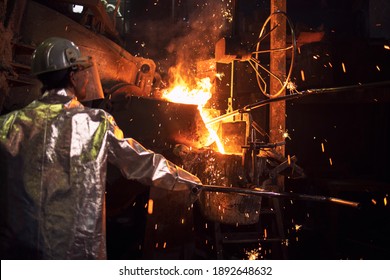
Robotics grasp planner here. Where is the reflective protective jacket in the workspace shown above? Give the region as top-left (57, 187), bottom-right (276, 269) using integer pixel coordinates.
top-left (0, 89), bottom-right (201, 259)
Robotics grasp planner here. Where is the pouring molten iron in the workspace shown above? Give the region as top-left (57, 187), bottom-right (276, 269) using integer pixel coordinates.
top-left (156, 65), bottom-right (359, 226)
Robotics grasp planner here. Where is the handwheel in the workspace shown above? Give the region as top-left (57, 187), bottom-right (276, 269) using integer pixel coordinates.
top-left (250, 11), bottom-right (296, 98)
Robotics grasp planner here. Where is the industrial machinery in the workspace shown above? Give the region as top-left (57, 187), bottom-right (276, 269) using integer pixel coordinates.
top-left (1, 0), bottom-right (158, 113)
top-left (0, 0), bottom-right (362, 260)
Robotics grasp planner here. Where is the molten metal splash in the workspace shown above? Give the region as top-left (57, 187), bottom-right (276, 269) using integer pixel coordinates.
top-left (162, 76), bottom-right (212, 107)
top-left (162, 74), bottom-right (225, 153)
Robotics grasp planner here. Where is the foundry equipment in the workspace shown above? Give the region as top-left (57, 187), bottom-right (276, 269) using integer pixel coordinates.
top-left (2, 0), bottom-right (158, 113)
top-left (1, 0), bottom-right (363, 260)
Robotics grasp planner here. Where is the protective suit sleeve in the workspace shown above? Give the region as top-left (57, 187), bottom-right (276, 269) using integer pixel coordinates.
top-left (105, 114), bottom-right (201, 191)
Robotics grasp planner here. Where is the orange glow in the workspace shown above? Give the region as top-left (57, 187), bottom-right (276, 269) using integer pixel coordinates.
top-left (162, 76), bottom-right (212, 107)
top-left (246, 248), bottom-right (260, 260)
top-left (147, 199), bottom-right (154, 215)
top-left (342, 62), bottom-right (346, 73)
top-left (162, 67), bottom-right (225, 153)
top-left (300, 70), bottom-right (305, 81)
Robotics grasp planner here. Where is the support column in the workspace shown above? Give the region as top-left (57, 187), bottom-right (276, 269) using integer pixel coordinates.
top-left (269, 0), bottom-right (287, 157)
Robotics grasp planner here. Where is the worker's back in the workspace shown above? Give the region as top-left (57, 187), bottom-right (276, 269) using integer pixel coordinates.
top-left (0, 90), bottom-right (109, 259)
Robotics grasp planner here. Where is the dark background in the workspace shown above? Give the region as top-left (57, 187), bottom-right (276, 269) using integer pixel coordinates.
top-left (3, 0), bottom-right (388, 259)
top-left (117, 0), bottom-right (390, 259)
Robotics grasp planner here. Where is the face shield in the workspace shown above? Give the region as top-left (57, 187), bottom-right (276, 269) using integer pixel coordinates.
top-left (72, 56), bottom-right (104, 102)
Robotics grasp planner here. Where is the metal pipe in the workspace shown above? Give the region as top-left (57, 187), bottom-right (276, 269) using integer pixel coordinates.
top-left (205, 80), bottom-right (390, 126)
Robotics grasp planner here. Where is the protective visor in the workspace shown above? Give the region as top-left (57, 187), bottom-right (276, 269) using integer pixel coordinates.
top-left (72, 56), bottom-right (104, 102)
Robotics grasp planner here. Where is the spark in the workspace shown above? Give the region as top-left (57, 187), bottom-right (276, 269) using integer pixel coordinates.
top-left (321, 142), bottom-right (325, 153)
top-left (342, 62), bottom-right (346, 73)
top-left (245, 248), bottom-right (260, 260)
top-left (385, 45), bottom-right (390, 50)
top-left (221, 7), bottom-right (233, 23)
top-left (300, 70), bottom-right (305, 81)
top-left (384, 196), bottom-right (387, 206)
top-left (295, 224), bottom-right (302, 231)
top-left (376, 65), bottom-right (381, 71)
top-left (215, 72), bottom-right (225, 80)
top-left (287, 81), bottom-right (299, 94)
top-left (329, 157), bottom-right (333, 166)
top-left (372, 199), bottom-right (377, 205)
top-left (282, 129), bottom-right (291, 140)
top-left (147, 199), bottom-right (154, 214)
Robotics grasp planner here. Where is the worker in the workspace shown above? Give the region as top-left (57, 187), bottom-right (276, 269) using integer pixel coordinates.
top-left (0, 37), bottom-right (201, 259)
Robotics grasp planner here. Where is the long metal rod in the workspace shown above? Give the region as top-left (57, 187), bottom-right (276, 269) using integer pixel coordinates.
top-left (196, 185), bottom-right (360, 208)
top-left (205, 80), bottom-right (390, 126)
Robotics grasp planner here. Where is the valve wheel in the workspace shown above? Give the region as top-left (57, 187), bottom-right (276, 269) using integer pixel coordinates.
top-left (249, 11), bottom-right (296, 98)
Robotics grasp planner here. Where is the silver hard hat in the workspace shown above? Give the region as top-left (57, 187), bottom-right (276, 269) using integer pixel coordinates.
top-left (31, 37), bottom-right (90, 76)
